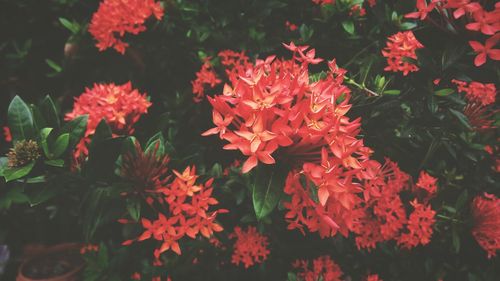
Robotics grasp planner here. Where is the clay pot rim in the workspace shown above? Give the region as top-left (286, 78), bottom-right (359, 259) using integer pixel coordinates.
top-left (17, 243), bottom-right (85, 281)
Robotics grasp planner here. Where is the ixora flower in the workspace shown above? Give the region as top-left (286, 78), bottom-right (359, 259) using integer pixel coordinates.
top-left (65, 82), bottom-right (151, 160)
top-left (366, 274), bottom-right (383, 281)
top-left (203, 43), bottom-right (437, 249)
top-left (121, 143), bottom-right (226, 260)
top-left (382, 31), bottom-right (424, 76)
top-left (229, 226), bottom-right (269, 268)
top-left (292, 256), bottom-right (343, 281)
top-left (415, 171), bottom-right (438, 199)
top-left (471, 193), bottom-right (500, 258)
top-left (452, 79), bottom-right (497, 130)
top-left (469, 34), bottom-right (500, 67)
top-left (89, 0), bottom-right (164, 54)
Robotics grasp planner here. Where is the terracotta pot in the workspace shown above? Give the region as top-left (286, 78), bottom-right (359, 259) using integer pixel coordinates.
top-left (16, 243), bottom-right (84, 281)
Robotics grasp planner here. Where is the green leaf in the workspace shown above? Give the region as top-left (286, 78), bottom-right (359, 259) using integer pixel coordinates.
top-left (145, 132), bottom-right (165, 156)
top-left (341, 21), bottom-right (355, 35)
top-left (0, 157), bottom-right (7, 177)
top-left (40, 95), bottom-right (60, 128)
top-left (51, 133), bottom-right (69, 158)
top-left (45, 59), bottom-right (62, 72)
top-left (455, 189), bottom-right (468, 210)
top-left (45, 159), bottom-right (65, 167)
top-left (61, 115), bottom-right (88, 149)
top-left (8, 96), bottom-right (35, 142)
top-left (252, 165), bottom-right (287, 220)
top-left (127, 199), bottom-right (141, 222)
top-left (29, 185), bottom-right (58, 206)
top-left (299, 24), bottom-right (314, 42)
top-left (451, 225), bottom-right (460, 253)
top-left (0, 187), bottom-right (29, 209)
top-left (40, 127), bottom-right (53, 157)
top-left (383, 89), bottom-right (401, 95)
top-left (3, 161), bottom-right (35, 182)
top-left (59, 17), bottom-right (79, 34)
top-left (434, 88), bottom-right (455, 96)
top-left (287, 272), bottom-right (298, 281)
top-left (449, 108), bottom-right (472, 129)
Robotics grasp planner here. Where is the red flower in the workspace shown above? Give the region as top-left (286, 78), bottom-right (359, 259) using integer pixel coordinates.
top-left (366, 274), bottom-right (383, 281)
top-left (121, 146), bottom-right (227, 259)
top-left (230, 226), bottom-right (269, 268)
top-left (191, 58), bottom-right (222, 102)
top-left (3, 126), bottom-right (11, 142)
top-left (452, 79), bottom-right (497, 106)
top-left (89, 0), bottom-right (164, 54)
top-left (405, 0), bottom-right (438, 20)
top-left (415, 171), bottom-right (438, 197)
top-left (367, 0), bottom-right (377, 7)
top-left (445, 0), bottom-right (481, 19)
top-left (285, 21), bottom-right (298, 31)
top-left (349, 5), bottom-right (366, 17)
top-left (292, 256), bottom-right (343, 281)
top-left (312, 0), bottom-right (334, 5)
top-left (465, 9), bottom-right (500, 36)
top-left (469, 34), bottom-right (500, 67)
top-left (382, 31), bottom-right (424, 75)
top-left (65, 82), bottom-right (151, 162)
top-left (65, 82), bottom-right (151, 137)
top-left (397, 200), bottom-right (436, 249)
top-left (471, 193), bottom-right (500, 258)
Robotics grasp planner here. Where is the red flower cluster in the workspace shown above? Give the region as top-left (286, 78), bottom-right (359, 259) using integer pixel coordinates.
top-left (415, 171), bottom-right (438, 200)
top-left (471, 193), bottom-right (500, 258)
top-left (121, 143), bottom-right (226, 260)
top-left (312, 0), bottom-right (334, 5)
top-left (452, 79), bottom-right (496, 106)
top-left (382, 31), bottom-right (424, 75)
top-left (204, 43), bottom-right (360, 174)
top-left (203, 44), bottom-right (437, 250)
top-left (191, 50), bottom-right (251, 102)
top-left (349, 5), bottom-right (366, 17)
top-left (89, 0), bottom-right (164, 54)
top-left (65, 82), bottom-right (151, 160)
top-left (452, 79), bottom-right (497, 130)
top-left (366, 274), bottom-right (383, 281)
top-left (192, 58), bottom-right (222, 103)
top-left (397, 200), bottom-right (436, 249)
top-left (292, 256), bottom-right (343, 281)
top-left (229, 226), bottom-right (269, 268)
top-left (405, 0), bottom-right (500, 66)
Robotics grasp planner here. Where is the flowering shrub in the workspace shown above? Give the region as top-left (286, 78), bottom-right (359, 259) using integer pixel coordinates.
top-left (0, 0), bottom-right (499, 280)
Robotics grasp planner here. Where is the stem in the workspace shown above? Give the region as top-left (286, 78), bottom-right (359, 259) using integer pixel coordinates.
top-left (344, 76), bottom-right (380, 96)
top-left (437, 214), bottom-right (463, 224)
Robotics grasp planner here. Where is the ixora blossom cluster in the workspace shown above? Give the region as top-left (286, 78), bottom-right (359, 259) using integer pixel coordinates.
top-left (382, 31), bottom-right (424, 76)
top-left (471, 193), bottom-right (500, 258)
top-left (120, 142), bottom-right (227, 261)
top-left (89, 0), bottom-right (164, 54)
top-left (405, 0), bottom-right (500, 66)
top-left (451, 79), bottom-right (497, 130)
top-left (229, 226), bottom-right (270, 268)
top-left (292, 256), bottom-right (343, 281)
top-left (202, 43), bottom-right (438, 250)
top-left (65, 82), bottom-right (151, 159)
